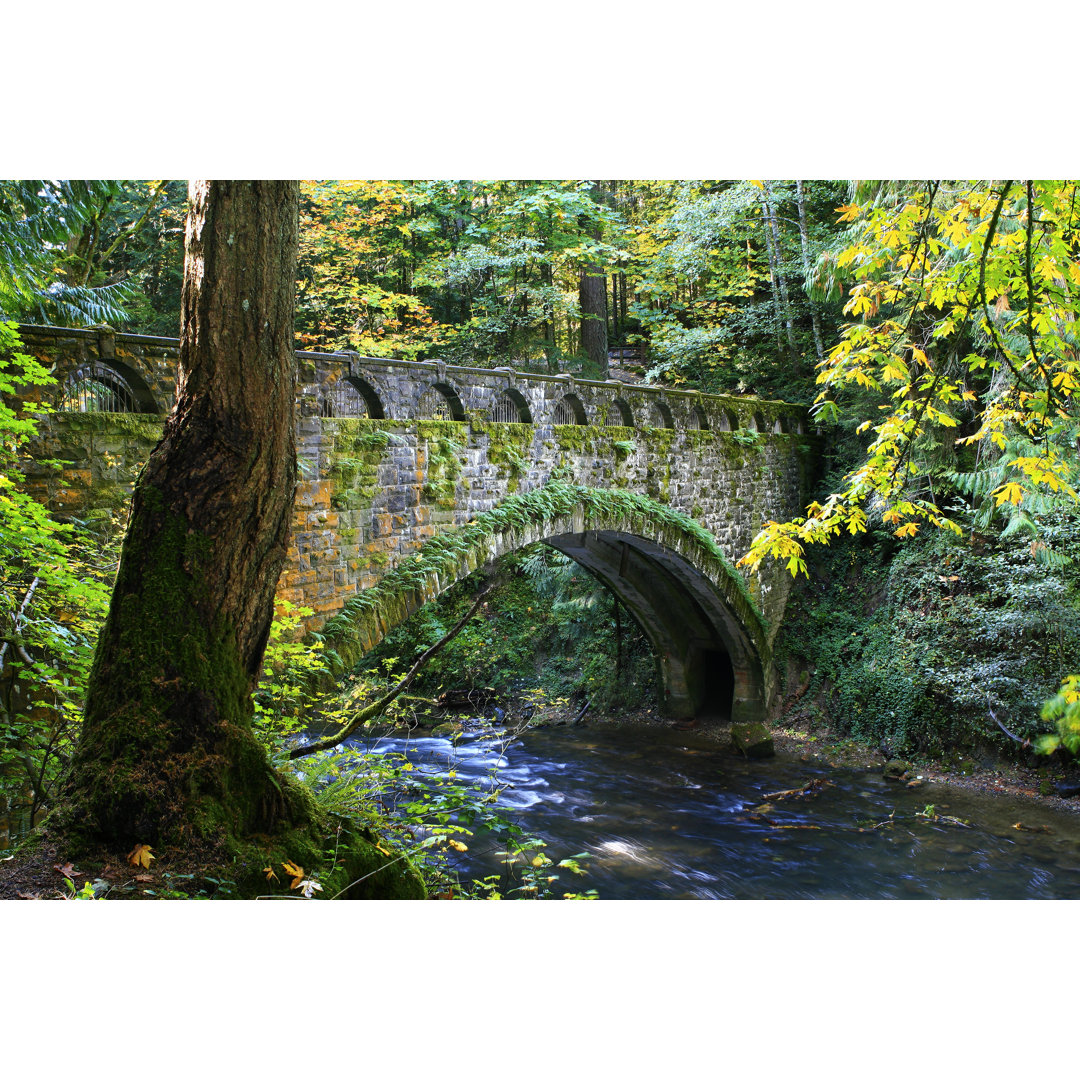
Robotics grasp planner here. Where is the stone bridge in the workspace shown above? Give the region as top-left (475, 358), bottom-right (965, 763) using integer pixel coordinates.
top-left (14, 325), bottom-right (818, 724)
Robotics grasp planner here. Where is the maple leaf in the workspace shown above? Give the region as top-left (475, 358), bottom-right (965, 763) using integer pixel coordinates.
top-left (263, 866), bottom-right (279, 883)
top-left (53, 862), bottom-right (80, 879)
top-left (127, 844), bottom-right (155, 869)
top-left (298, 880), bottom-right (323, 899)
top-left (282, 860), bottom-right (305, 888)
top-left (134, 874), bottom-right (153, 883)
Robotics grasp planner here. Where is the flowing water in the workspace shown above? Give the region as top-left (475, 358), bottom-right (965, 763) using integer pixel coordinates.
top-left (343, 722), bottom-right (1080, 899)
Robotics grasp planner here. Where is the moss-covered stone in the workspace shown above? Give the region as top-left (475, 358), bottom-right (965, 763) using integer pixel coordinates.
top-left (732, 722), bottom-right (775, 759)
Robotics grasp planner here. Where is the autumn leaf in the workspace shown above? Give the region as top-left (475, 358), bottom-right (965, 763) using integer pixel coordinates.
top-left (282, 860), bottom-right (305, 888)
top-left (127, 844), bottom-right (155, 869)
top-left (263, 866), bottom-right (279, 883)
top-left (135, 873), bottom-right (154, 883)
top-left (447, 839), bottom-right (468, 852)
top-left (53, 862), bottom-right (80, 879)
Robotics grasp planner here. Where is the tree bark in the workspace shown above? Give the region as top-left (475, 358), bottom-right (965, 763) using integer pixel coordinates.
top-left (579, 265), bottom-right (608, 377)
top-left (63, 181), bottom-right (311, 847)
top-left (795, 180), bottom-right (826, 364)
top-left (578, 185), bottom-right (609, 378)
top-left (760, 181), bottom-right (799, 363)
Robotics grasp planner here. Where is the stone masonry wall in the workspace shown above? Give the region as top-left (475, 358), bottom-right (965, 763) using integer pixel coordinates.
top-left (12, 326), bottom-right (816, 643)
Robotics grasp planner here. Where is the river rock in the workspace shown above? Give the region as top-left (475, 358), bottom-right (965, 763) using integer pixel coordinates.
top-left (883, 760), bottom-right (913, 781)
top-left (731, 722), bottom-right (775, 759)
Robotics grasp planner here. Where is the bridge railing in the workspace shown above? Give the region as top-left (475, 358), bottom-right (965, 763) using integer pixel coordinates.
top-left (12, 325), bottom-right (807, 435)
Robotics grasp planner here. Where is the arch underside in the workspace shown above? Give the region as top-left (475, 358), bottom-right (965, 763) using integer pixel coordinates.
top-left (318, 485), bottom-right (773, 726)
top-left (544, 530), bottom-right (765, 723)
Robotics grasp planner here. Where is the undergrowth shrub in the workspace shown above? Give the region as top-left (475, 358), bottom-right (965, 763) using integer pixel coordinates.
top-left (777, 517), bottom-right (1080, 758)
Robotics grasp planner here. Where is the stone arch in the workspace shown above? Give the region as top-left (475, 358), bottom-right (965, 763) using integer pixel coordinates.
top-left (319, 484), bottom-right (771, 724)
top-left (748, 411), bottom-right (765, 432)
top-left (58, 359), bottom-right (158, 414)
top-left (490, 388), bottom-right (532, 424)
top-left (688, 403), bottom-right (709, 430)
top-left (321, 375), bottom-right (386, 419)
top-left (416, 382), bottom-right (466, 421)
top-left (646, 399), bottom-right (674, 429)
top-left (552, 393), bottom-right (587, 425)
top-left (604, 398), bottom-right (635, 427)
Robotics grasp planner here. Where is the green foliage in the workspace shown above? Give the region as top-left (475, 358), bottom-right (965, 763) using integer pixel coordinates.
top-left (0, 181), bottom-right (138, 325)
top-left (365, 543), bottom-right (657, 717)
top-left (778, 521), bottom-right (1080, 757)
top-left (0, 323), bottom-right (115, 829)
top-left (1037, 675), bottom-right (1080, 756)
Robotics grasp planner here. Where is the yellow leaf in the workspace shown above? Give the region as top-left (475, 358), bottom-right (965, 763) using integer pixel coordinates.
top-left (894, 523), bottom-right (919, 538)
top-left (994, 482), bottom-right (1024, 506)
top-left (127, 844), bottom-right (155, 870)
top-left (263, 866), bottom-right (279, 883)
top-left (282, 860), bottom-right (305, 888)
top-left (447, 840), bottom-right (468, 852)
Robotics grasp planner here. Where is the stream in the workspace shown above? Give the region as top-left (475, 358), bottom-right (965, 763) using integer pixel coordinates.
top-left (342, 722), bottom-right (1080, 899)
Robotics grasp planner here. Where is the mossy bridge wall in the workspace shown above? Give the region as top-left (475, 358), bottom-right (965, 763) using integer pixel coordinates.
top-left (15, 325), bottom-right (818, 722)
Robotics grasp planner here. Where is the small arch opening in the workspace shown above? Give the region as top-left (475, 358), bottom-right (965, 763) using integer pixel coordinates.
top-left (647, 400), bottom-right (673, 429)
top-left (417, 382), bottom-right (466, 422)
top-left (604, 398), bottom-right (635, 427)
top-left (58, 361), bottom-right (145, 414)
top-left (490, 388), bottom-right (532, 424)
top-left (688, 405), bottom-right (709, 431)
top-left (553, 393), bottom-right (587, 425)
top-left (321, 376), bottom-right (386, 419)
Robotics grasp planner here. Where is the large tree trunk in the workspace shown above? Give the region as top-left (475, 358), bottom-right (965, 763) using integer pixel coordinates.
top-left (578, 184), bottom-right (609, 378)
top-left (579, 264), bottom-right (608, 376)
top-left (63, 181), bottom-right (312, 847)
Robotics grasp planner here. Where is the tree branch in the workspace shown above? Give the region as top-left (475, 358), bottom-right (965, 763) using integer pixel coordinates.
top-left (288, 583), bottom-right (494, 759)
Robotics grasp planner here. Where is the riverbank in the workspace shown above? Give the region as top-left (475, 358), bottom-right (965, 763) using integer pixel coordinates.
top-left (5, 705), bottom-right (1079, 900)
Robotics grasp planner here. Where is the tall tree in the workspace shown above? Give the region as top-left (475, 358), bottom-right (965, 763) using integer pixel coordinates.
top-left (795, 179), bottom-right (826, 364)
top-left (578, 182), bottom-right (609, 378)
top-left (62, 181), bottom-right (316, 847)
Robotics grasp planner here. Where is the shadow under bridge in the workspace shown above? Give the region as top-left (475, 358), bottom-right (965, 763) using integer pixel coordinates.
top-left (543, 530), bottom-right (768, 725)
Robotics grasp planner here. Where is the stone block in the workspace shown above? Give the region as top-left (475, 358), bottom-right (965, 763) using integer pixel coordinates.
top-left (731, 722), bottom-right (774, 759)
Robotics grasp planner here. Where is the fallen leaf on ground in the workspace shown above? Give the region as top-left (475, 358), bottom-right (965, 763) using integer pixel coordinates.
top-left (127, 844), bottom-right (155, 869)
top-left (135, 873), bottom-right (154, 883)
top-left (282, 860), bottom-right (305, 888)
top-left (53, 862), bottom-right (81, 879)
top-left (17, 891), bottom-right (41, 900)
top-left (263, 866), bottom-right (279, 883)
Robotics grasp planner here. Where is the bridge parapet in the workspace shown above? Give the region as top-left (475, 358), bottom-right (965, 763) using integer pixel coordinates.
top-left (14, 324), bottom-right (805, 436)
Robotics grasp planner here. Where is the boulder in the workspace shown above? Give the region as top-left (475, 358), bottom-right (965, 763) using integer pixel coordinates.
top-left (731, 722), bottom-right (775, 759)
top-left (883, 760), bottom-right (913, 781)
